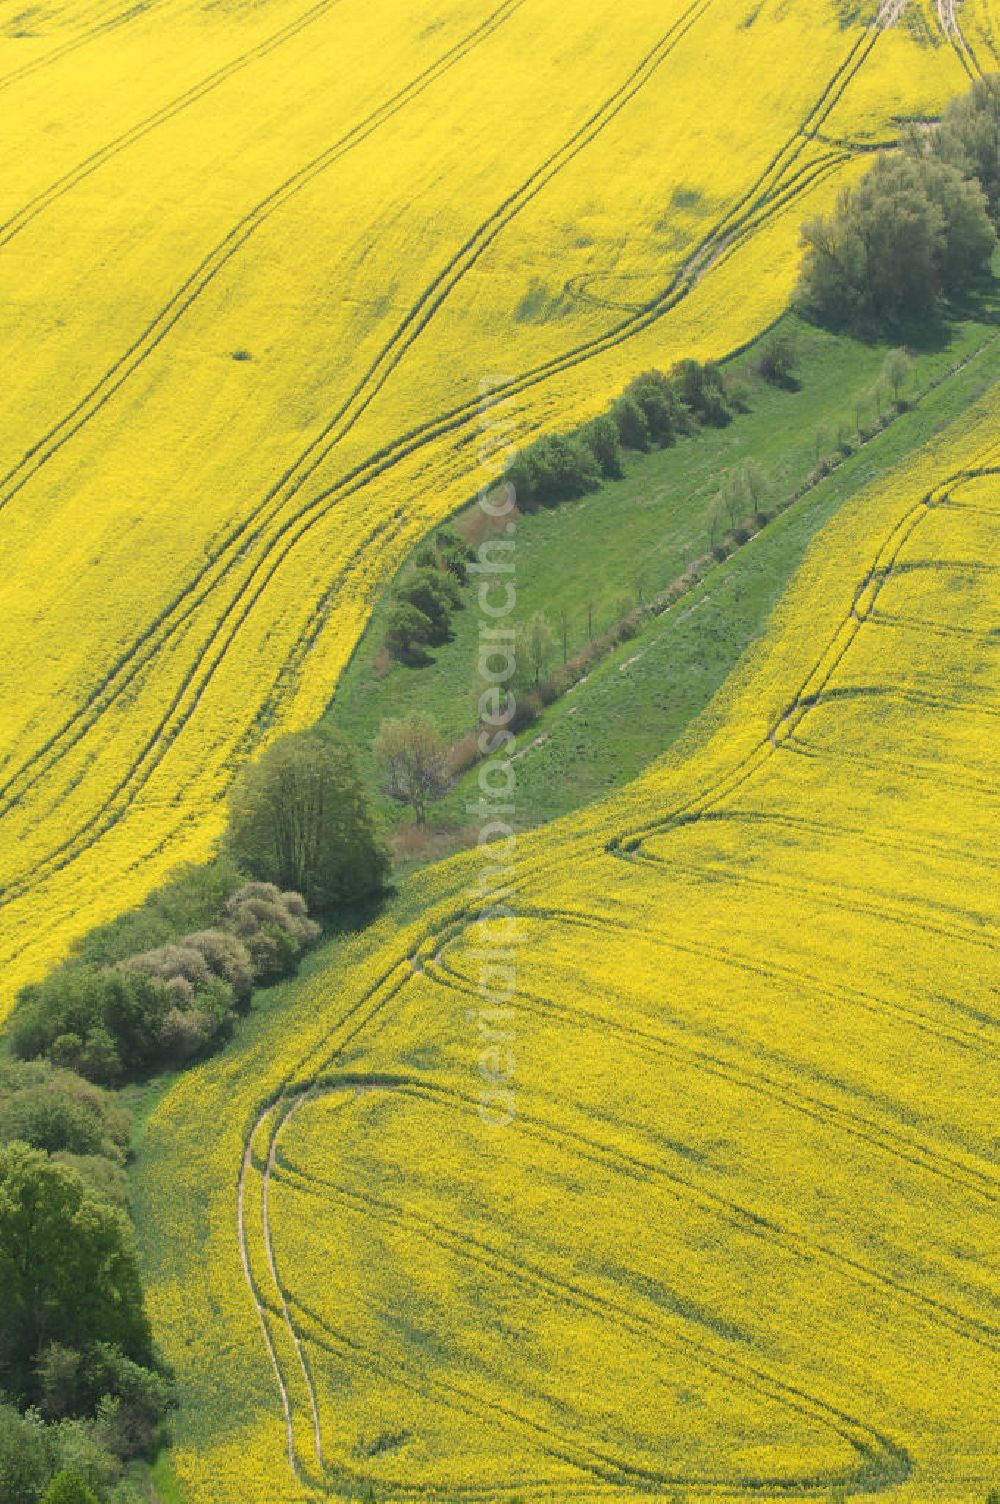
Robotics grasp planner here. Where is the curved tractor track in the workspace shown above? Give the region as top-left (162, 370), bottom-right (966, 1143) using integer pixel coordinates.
top-left (242, 1081), bottom-right (912, 1498)
top-left (0, 0), bottom-right (528, 520)
top-left (234, 452), bottom-right (998, 1495)
top-left (0, 16), bottom-right (886, 926)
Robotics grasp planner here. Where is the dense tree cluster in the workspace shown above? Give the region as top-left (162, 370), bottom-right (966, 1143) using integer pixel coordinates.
top-left (0, 1094), bottom-right (170, 1504)
top-left (384, 528), bottom-right (475, 663)
top-left (797, 77), bottom-right (999, 332)
top-left (1, 719), bottom-right (390, 1498)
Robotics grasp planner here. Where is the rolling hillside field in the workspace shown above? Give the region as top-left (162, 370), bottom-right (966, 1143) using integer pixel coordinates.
top-left (0, 0), bottom-right (990, 1006)
top-left (136, 392), bottom-right (999, 1501)
top-left (3, 1), bottom-right (999, 1502)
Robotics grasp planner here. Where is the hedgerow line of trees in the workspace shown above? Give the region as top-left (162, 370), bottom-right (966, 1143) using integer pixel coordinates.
top-left (378, 352), bottom-right (795, 670)
top-left (1, 731), bottom-right (389, 1502)
top-left (4, 76), bottom-right (998, 1501)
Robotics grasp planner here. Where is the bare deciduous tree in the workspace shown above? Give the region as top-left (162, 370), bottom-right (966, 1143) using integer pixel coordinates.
top-left (374, 714), bottom-right (450, 825)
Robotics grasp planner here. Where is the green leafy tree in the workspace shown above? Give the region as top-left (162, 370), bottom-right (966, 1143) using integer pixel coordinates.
top-left (509, 432), bottom-right (601, 508)
top-left (41, 1470), bottom-right (100, 1504)
top-left (671, 358), bottom-right (730, 426)
top-left (797, 150), bottom-right (995, 331)
top-left (0, 1145), bottom-right (151, 1402)
top-left (396, 566), bottom-right (461, 644)
top-left (228, 728), bottom-right (387, 913)
top-left (374, 714), bottom-right (450, 826)
top-left (918, 154), bottom-right (997, 290)
top-left (611, 393), bottom-right (651, 451)
top-left (435, 526), bottom-right (475, 584)
top-left (384, 600), bottom-right (434, 664)
top-left (708, 492), bottom-right (729, 547)
top-left (0, 1403), bottom-right (51, 1504)
top-left (930, 74), bottom-right (1000, 222)
top-left (8, 969), bottom-right (170, 1081)
top-left (582, 415), bottom-right (624, 478)
top-left (757, 329), bottom-right (800, 386)
top-left (624, 371), bottom-right (683, 445)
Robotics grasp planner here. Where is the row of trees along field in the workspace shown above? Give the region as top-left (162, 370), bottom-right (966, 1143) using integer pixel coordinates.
top-left (3, 72), bottom-right (999, 1504)
top-left (381, 357), bottom-right (751, 669)
top-left (1, 731), bottom-right (390, 1502)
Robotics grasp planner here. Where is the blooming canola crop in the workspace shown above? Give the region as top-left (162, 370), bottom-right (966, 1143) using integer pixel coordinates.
top-left (0, 0), bottom-right (992, 1002)
top-left (140, 387), bottom-right (1000, 1500)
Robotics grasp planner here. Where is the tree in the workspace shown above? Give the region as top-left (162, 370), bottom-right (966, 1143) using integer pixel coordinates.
top-left (41, 1470), bottom-right (100, 1504)
top-left (882, 347), bottom-right (913, 404)
top-left (8, 968), bottom-right (171, 1082)
top-left (227, 728), bottom-right (387, 913)
top-left (611, 393), bottom-right (650, 451)
top-left (582, 415), bottom-right (624, 479)
top-left (435, 527), bottom-right (475, 584)
top-left (507, 433), bottom-right (600, 509)
top-left (395, 567), bottom-right (461, 645)
top-left (918, 154), bottom-right (997, 291)
top-left (708, 492), bottom-right (728, 547)
top-left (720, 469), bottom-right (746, 529)
top-left (0, 1403), bottom-right (51, 1504)
top-left (930, 74), bottom-right (1000, 222)
top-left (741, 459), bottom-right (768, 511)
top-left (518, 612), bottom-right (556, 688)
top-left (384, 600), bottom-right (433, 664)
top-left (671, 358), bottom-right (730, 426)
top-left (624, 371), bottom-right (683, 446)
top-left (757, 329), bottom-right (800, 386)
top-left (797, 150), bottom-right (995, 331)
top-left (374, 715), bottom-right (450, 826)
top-left (0, 1145), bottom-right (151, 1402)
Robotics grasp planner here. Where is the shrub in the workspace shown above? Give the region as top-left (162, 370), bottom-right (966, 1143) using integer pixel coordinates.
top-left (512, 433), bottom-right (601, 508)
top-left (623, 370), bottom-right (684, 445)
top-left (184, 930), bottom-right (254, 1008)
top-left (0, 1065), bottom-right (129, 1165)
top-left (435, 526), bottom-right (476, 584)
top-left (0, 1145), bottom-right (151, 1402)
top-left (401, 561), bottom-right (461, 612)
top-left (756, 329), bottom-right (800, 386)
top-left (8, 969), bottom-right (171, 1081)
top-left (395, 567), bottom-right (460, 645)
top-left (0, 1403), bottom-right (51, 1504)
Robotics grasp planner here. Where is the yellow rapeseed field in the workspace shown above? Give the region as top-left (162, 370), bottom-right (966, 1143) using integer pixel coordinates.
top-left (139, 388), bottom-right (999, 1500)
top-left (0, 0), bottom-right (991, 1005)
